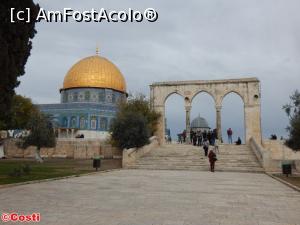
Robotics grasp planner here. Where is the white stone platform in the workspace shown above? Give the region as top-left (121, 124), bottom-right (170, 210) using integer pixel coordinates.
top-left (0, 169), bottom-right (300, 225)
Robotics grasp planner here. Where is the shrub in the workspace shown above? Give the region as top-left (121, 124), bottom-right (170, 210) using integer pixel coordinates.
top-left (22, 164), bottom-right (31, 175)
top-left (283, 90), bottom-right (300, 150)
top-left (8, 164), bottom-right (31, 177)
top-left (110, 111), bottom-right (149, 149)
top-left (9, 167), bottom-right (23, 177)
top-left (109, 94), bottom-right (160, 149)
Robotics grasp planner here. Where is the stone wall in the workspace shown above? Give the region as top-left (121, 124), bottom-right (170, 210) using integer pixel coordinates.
top-left (250, 138), bottom-right (300, 173)
top-left (123, 136), bottom-right (159, 168)
top-left (3, 138), bottom-right (122, 159)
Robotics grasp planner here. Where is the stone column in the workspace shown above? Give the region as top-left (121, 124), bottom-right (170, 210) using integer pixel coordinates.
top-left (216, 105), bottom-right (222, 142)
top-left (154, 105), bottom-right (165, 145)
top-left (244, 103), bottom-right (262, 144)
top-left (185, 105), bottom-right (191, 144)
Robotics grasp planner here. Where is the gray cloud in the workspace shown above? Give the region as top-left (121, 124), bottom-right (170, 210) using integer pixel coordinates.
top-left (16, 0), bottom-right (300, 139)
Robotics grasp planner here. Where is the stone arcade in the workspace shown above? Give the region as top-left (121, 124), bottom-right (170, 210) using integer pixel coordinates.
top-left (150, 78), bottom-right (262, 144)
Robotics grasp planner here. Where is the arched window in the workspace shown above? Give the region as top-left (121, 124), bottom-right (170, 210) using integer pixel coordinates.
top-left (112, 92), bottom-right (116, 103)
top-left (62, 92), bottom-right (68, 103)
top-left (68, 93), bottom-right (73, 101)
top-left (90, 117), bottom-right (97, 130)
top-left (62, 117), bottom-right (68, 127)
top-left (73, 92), bottom-right (78, 102)
top-left (98, 89), bottom-right (105, 102)
top-left (84, 91), bottom-right (90, 101)
top-left (80, 117), bottom-right (86, 129)
top-left (100, 117), bottom-right (108, 131)
top-left (70, 116), bottom-right (77, 128)
top-left (91, 93), bottom-right (97, 102)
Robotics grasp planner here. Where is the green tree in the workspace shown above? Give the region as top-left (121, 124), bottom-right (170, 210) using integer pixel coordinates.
top-left (283, 90), bottom-right (300, 150)
top-left (9, 95), bottom-right (37, 129)
top-left (110, 94), bottom-right (160, 149)
top-left (19, 111), bottom-right (56, 162)
top-left (0, 0), bottom-right (39, 129)
top-left (118, 94), bottom-right (161, 136)
top-left (110, 111), bottom-right (149, 149)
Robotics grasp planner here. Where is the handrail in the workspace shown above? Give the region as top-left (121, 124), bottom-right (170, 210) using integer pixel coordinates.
top-left (249, 137), bottom-right (265, 166)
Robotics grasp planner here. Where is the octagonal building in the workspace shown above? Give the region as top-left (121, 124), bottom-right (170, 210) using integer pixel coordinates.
top-left (38, 50), bottom-right (127, 139)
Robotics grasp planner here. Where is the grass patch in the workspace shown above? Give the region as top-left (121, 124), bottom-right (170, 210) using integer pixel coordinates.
top-left (0, 158), bottom-right (121, 185)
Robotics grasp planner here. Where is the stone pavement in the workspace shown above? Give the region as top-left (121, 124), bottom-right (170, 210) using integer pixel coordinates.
top-left (0, 169), bottom-right (300, 225)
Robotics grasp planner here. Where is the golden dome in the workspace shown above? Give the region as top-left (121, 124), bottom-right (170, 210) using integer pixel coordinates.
top-left (62, 55), bottom-right (126, 93)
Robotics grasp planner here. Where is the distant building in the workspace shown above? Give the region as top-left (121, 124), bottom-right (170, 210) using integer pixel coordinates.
top-left (190, 114), bottom-right (210, 132)
top-left (38, 49), bottom-right (127, 139)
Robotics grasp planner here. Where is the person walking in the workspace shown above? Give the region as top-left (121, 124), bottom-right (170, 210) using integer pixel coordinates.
top-left (207, 130), bottom-right (212, 145)
top-left (203, 130), bottom-right (207, 141)
top-left (227, 128), bottom-right (233, 144)
top-left (203, 139), bottom-right (209, 156)
top-left (214, 138), bottom-right (220, 154)
top-left (192, 133), bottom-right (197, 146)
top-left (182, 130), bottom-right (186, 143)
top-left (208, 149), bottom-right (217, 172)
top-left (196, 130), bottom-right (202, 146)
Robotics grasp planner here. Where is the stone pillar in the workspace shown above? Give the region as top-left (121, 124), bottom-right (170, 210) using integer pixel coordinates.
top-left (154, 105), bottom-right (165, 145)
top-left (216, 105), bottom-right (222, 142)
top-left (244, 104), bottom-right (262, 144)
top-left (185, 105), bottom-right (191, 144)
top-left (71, 129), bottom-right (74, 139)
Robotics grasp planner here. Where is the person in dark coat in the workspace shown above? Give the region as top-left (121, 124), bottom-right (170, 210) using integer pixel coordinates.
top-left (208, 149), bottom-right (217, 172)
top-left (235, 137), bottom-right (242, 145)
top-left (203, 130), bottom-right (207, 140)
top-left (182, 130), bottom-right (186, 143)
top-left (196, 130), bottom-right (202, 146)
top-left (192, 134), bottom-right (197, 146)
top-left (207, 130), bottom-right (212, 145)
top-left (203, 139), bottom-right (209, 156)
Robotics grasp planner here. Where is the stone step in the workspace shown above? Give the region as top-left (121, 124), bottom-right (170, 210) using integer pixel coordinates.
top-left (127, 143), bottom-right (263, 173)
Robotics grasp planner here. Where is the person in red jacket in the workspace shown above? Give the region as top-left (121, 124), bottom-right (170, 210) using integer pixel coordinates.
top-left (208, 149), bottom-right (217, 172)
top-left (227, 128), bottom-right (233, 144)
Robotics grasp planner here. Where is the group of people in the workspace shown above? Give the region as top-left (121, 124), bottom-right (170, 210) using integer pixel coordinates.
top-left (190, 129), bottom-right (218, 146)
top-left (176, 128), bottom-right (242, 172)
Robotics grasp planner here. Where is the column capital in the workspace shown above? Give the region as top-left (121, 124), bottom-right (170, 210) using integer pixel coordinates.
top-left (215, 105), bottom-right (222, 111)
top-left (185, 105), bottom-right (192, 111)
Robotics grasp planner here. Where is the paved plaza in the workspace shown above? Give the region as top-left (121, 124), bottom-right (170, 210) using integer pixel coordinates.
top-left (1, 169), bottom-right (300, 225)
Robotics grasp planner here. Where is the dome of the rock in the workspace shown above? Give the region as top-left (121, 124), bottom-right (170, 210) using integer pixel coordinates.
top-left (62, 55), bottom-right (126, 93)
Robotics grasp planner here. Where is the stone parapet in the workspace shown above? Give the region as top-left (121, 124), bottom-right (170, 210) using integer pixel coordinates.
top-left (122, 136), bottom-right (159, 168)
top-left (3, 138), bottom-right (121, 159)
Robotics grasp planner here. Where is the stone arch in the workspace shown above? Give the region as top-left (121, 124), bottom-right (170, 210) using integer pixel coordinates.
top-left (191, 91), bottom-right (217, 133)
top-left (191, 90), bottom-right (216, 104)
top-left (221, 92), bottom-right (246, 143)
top-left (163, 91), bottom-right (185, 105)
top-left (221, 90), bottom-right (245, 106)
top-left (150, 78), bottom-right (262, 144)
top-left (164, 92), bottom-right (186, 141)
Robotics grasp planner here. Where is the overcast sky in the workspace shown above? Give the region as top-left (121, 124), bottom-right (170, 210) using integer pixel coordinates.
top-left (16, 0), bottom-right (300, 141)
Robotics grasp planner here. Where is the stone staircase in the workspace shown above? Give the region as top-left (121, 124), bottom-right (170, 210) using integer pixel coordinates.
top-left (126, 143), bottom-right (264, 173)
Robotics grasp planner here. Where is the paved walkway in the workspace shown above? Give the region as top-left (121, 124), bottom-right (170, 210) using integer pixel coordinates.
top-left (1, 170), bottom-right (300, 225)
